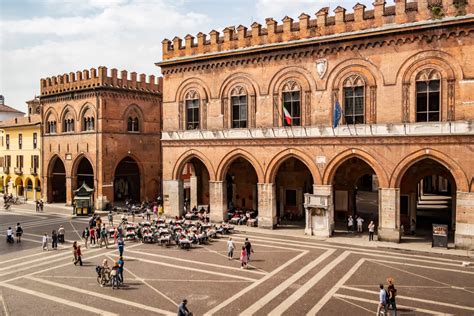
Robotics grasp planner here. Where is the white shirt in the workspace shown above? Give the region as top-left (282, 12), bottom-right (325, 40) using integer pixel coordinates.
top-left (42, 235), bottom-right (48, 243)
top-left (356, 218), bottom-right (364, 225)
top-left (348, 217), bottom-right (354, 226)
top-left (7, 229), bottom-right (13, 236)
top-left (227, 240), bottom-right (235, 250)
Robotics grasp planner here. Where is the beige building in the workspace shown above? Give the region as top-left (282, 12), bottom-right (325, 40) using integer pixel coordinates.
top-left (158, 0), bottom-right (474, 248)
top-left (0, 115), bottom-right (42, 201)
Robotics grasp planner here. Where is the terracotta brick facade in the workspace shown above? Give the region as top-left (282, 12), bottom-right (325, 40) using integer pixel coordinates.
top-left (40, 67), bottom-right (162, 209)
top-left (158, 1), bottom-right (474, 248)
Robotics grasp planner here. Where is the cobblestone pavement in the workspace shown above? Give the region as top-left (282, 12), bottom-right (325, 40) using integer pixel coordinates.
top-left (0, 207), bottom-right (473, 315)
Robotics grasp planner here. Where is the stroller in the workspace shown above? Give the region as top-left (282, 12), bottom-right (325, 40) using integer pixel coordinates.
top-left (6, 234), bottom-right (14, 244)
top-left (96, 265), bottom-right (111, 287)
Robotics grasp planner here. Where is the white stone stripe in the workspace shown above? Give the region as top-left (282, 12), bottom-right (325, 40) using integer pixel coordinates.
top-left (0, 291), bottom-right (9, 316)
top-left (0, 251), bottom-right (50, 266)
top-left (26, 277), bottom-right (175, 315)
top-left (0, 282), bottom-right (118, 316)
top-left (270, 251), bottom-right (351, 315)
top-left (128, 250), bottom-right (266, 275)
top-left (0, 250), bottom-right (74, 273)
top-left (307, 258), bottom-right (366, 315)
top-left (371, 258), bottom-right (474, 275)
top-left (125, 255), bottom-right (256, 282)
top-left (341, 286), bottom-right (474, 311)
top-left (240, 248), bottom-right (336, 315)
top-left (333, 294), bottom-right (452, 316)
top-left (204, 250), bottom-right (308, 316)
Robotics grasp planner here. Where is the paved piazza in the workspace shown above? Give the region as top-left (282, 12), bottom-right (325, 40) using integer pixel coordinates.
top-left (0, 208), bottom-right (473, 316)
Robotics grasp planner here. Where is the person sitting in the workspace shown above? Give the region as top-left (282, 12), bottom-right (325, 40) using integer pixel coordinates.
top-left (6, 227), bottom-right (14, 243)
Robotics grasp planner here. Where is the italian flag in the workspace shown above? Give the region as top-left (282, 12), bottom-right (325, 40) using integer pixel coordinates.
top-left (283, 106), bottom-right (292, 125)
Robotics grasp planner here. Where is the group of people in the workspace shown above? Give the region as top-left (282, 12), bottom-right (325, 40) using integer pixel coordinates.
top-left (347, 215), bottom-right (377, 241)
top-left (6, 223), bottom-right (23, 244)
top-left (227, 237), bottom-right (254, 269)
top-left (97, 257), bottom-right (125, 289)
top-left (41, 225), bottom-right (65, 250)
top-left (377, 277), bottom-right (398, 315)
top-left (35, 199), bottom-right (44, 212)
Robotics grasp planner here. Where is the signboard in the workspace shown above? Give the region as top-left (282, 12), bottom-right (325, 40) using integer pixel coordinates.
top-left (432, 224), bottom-right (448, 249)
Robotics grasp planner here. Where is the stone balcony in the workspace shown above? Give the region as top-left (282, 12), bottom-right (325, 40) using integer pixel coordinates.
top-left (14, 167), bottom-right (23, 175)
top-left (3, 166), bottom-right (10, 174)
top-left (162, 121), bottom-right (473, 141)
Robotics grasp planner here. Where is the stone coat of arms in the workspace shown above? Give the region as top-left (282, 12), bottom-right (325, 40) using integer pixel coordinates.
top-left (316, 59), bottom-right (328, 79)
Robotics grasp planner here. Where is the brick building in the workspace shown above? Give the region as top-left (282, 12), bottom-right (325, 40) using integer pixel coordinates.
top-left (158, 0), bottom-right (474, 248)
top-left (40, 67), bottom-right (162, 208)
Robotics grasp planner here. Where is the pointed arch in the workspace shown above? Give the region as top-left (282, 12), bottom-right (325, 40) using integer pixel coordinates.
top-left (79, 102), bottom-right (96, 132)
top-left (216, 148), bottom-right (264, 183)
top-left (323, 149), bottom-right (389, 188)
top-left (265, 148), bottom-right (322, 184)
top-left (174, 77), bottom-right (211, 103)
top-left (390, 148), bottom-right (469, 192)
top-left (172, 149), bottom-right (216, 181)
top-left (123, 103), bottom-right (144, 132)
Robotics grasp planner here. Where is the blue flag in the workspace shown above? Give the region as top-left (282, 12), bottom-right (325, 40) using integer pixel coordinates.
top-left (333, 99), bottom-right (342, 128)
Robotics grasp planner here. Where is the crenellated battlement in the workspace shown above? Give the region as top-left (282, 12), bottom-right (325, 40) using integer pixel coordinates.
top-left (40, 66), bottom-right (162, 96)
top-left (161, 0), bottom-right (473, 61)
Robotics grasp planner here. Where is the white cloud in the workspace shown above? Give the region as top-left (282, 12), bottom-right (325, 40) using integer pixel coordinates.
top-left (0, 0), bottom-right (210, 111)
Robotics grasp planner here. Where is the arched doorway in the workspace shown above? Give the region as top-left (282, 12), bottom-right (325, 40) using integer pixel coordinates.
top-left (399, 158), bottom-right (456, 241)
top-left (75, 157), bottom-right (94, 189)
top-left (114, 157), bottom-right (140, 202)
top-left (35, 178), bottom-right (41, 201)
top-left (275, 157), bottom-right (314, 226)
top-left (224, 157), bottom-right (258, 221)
top-left (15, 178), bottom-right (24, 197)
top-left (331, 157), bottom-right (379, 232)
top-left (25, 178), bottom-right (33, 200)
top-left (181, 157), bottom-right (210, 213)
top-left (49, 157), bottom-right (66, 203)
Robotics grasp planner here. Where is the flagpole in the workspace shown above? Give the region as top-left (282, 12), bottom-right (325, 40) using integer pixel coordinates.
top-left (272, 94), bottom-right (290, 138)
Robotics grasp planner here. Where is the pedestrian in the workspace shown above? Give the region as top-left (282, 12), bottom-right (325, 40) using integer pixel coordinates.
top-left (227, 237), bottom-right (235, 260)
top-left (6, 227), bottom-right (14, 244)
top-left (58, 225), bottom-right (65, 244)
top-left (118, 238), bottom-right (124, 257)
top-left (356, 216), bottom-right (364, 233)
top-left (244, 237), bottom-right (253, 262)
top-left (35, 201), bottom-right (39, 212)
top-left (376, 283), bottom-right (388, 316)
top-left (99, 226), bottom-right (108, 248)
top-left (90, 227), bottom-right (96, 246)
top-left (73, 244), bottom-right (83, 266)
top-left (387, 277), bottom-right (397, 315)
top-left (72, 241), bottom-right (78, 264)
top-left (347, 215), bottom-right (354, 233)
top-left (82, 227), bottom-right (90, 249)
top-left (51, 230), bottom-right (58, 249)
top-left (410, 219), bottom-right (416, 235)
top-left (42, 233), bottom-right (49, 251)
top-left (240, 246), bottom-right (248, 269)
top-left (108, 211), bottom-right (114, 227)
top-left (177, 299), bottom-right (191, 316)
top-left (95, 216), bottom-right (102, 229)
top-left (117, 256), bottom-right (124, 284)
top-left (39, 199), bottom-right (44, 212)
top-left (15, 223), bottom-right (23, 243)
top-left (146, 207), bottom-right (151, 222)
top-left (368, 221), bottom-right (375, 241)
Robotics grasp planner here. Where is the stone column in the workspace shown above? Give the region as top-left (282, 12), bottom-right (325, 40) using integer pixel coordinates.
top-left (209, 181), bottom-right (226, 222)
top-left (163, 179), bottom-right (183, 218)
top-left (252, 185), bottom-right (257, 210)
top-left (33, 187), bottom-right (37, 202)
top-left (378, 188), bottom-right (401, 242)
top-left (455, 191), bottom-right (474, 249)
top-left (66, 176), bottom-right (72, 206)
top-left (409, 192), bottom-right (417, 226)
top-left (190, 176), bottom-right (198, 209)
top-left (258, 183), bottom-right (276, 228)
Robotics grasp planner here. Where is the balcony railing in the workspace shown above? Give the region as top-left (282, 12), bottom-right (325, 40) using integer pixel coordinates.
top-left (2, 166), bottom-right (10, 174)
top-left (30, 168), bottom-right (38, 175)
top-left (14, 167), bottom-right (23, 175)
top-left (162, 121), bottom-right (473, 141)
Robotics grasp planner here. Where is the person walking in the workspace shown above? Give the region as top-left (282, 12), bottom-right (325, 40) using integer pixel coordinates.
top-left (108, 211), bottom-right (114, 227)
top-left (35, 201), bottom-right (39, 213)
top-left (39, 199), bottom-right (44, 212)
top-left (51, 230), bottom-right (58, 249)
top-left (240, 246), bottom-right (248, 269)
top-left (368, 221), bottom-right (375, 241)
top-left (118, 238), bottom-right (125, 257)
top-left (58, 225), bottom-right (65, 244)
top-left (90, 227), bottom-right (96, 246)
top-left (82, 227), bottom-right (90, 249)
top-left (177, 299), bottom-right (191, 316)
top-left (387, 277), bottom-right (397, 315)
top-left (244, 238), bottom-right (253, 262)
top-left (356, 216), bottom-right (364, 233)
top-left (42, 233), bottom-right (49, 251)
top-left (376, 283), bottom-right (388, 315)
top-left (347, 215), bottom-right (354, 233)
top-left (99, 226), bottom-right (108, 249)
top-left (226, 237), bottom-right (235, 260)
top-left (15, 223), bottom-right (23, 243)
top-left (117, 256), bottom-right (124, 284)
top-left (75, 245), bottom-right (83, 266)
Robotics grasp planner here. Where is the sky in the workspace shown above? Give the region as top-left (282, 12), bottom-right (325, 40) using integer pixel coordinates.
top-left (0, 0), bottom-right (382, 112)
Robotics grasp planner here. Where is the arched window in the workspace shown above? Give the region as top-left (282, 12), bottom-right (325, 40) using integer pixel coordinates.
top-left (230, 86), bottom-right (247, 128)
top-left (62, 111), bottom-right (75, 133)
top-left (185, 90), bottom-right (200, 130)
top-left (282, 81), bottom-right (301, 126)
top-left (82, 108), bottom-right (95, 131)
top-left (127, 116), bottom-right (139, 132)
top-left (45, 114), bottom-right (57, 134)
top-left (416, 69), bottom-right (441, 122)
top-left (343, 75), bottom-right (365, 124)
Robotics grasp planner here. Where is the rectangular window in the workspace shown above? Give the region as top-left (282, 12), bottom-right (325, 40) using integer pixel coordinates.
top-left (344, 86), bottom-right (365, 124)
top-left (19, 134), bottom-right (22, 149)
top-left (5, 155), bottom-right (11, 168)
top-left (231, 95), bottom-right (247, 128)
top-left (16, 155), bottom-right (24, 168)
top-left (6, 134), bottom-right (9, 150)
top-left (186, 99), bottom-right (200, 130)
top-left (416, 80), bottom-right (440, 122)
top-left (282, 91), bottom-right (301, 126)
top-left (33, 133), bottom-right (37, 149)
